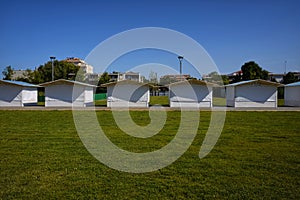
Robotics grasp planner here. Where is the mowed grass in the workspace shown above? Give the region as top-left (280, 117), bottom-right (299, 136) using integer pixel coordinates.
top-left (0, 110), bottom-right (299, 199)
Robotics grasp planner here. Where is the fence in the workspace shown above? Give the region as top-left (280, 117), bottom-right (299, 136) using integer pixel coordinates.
top-left (94, 93), bottom-right (107, 100)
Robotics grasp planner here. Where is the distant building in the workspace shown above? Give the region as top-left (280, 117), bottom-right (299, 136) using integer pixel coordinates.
top-left (64, 57), bottom-right (93, 74)
top-left (268, 73), bottom-right (284, 83)
top-left (268, 72), bottom-right (300, 83)
top-left (226, 70), bottom-right (243, 83)
top-left (64, 57), bottom-right (98, 83)
top-left (108, 71), bottom-right (142, 82)
top-left (159, 74), bottom-right (190, 85)
top-left (11, 70), bottom-right (27, 80)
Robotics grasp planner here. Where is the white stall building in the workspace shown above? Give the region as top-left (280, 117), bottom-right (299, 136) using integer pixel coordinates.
top-left (0, 80), bottom-right (39, 107)
top-left (225, 79), bottom-right (281, 107)
top-left (40, 79), bottom-right (96, 107)
top-left (169, 79), bottom-right (214, 108)
top-left (102, 80), bottom-right (150, 107)
top-left (284, 81), bottom-right (300, 107)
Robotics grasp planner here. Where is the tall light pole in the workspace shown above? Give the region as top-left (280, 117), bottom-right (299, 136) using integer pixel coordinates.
top-left (50, 56), bottom-right (56, 81)
top-left (178, 56), bottom-right (184, 81)
top-left (284, 60), bottom-right (287, 75)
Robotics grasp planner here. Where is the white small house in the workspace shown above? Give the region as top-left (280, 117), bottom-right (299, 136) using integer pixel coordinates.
top-left (225, 79), bottom-right (281, 107)
top-left (102, 80), bottom-right (150, 107)
top-left (284, 81), bottom-right (300, 106)
top-left (40, 79), bottom-right (96, 107)
top-left (0, 80), bottom-right (39, 107)
top-left (169, 79), bottom-right (214, 108)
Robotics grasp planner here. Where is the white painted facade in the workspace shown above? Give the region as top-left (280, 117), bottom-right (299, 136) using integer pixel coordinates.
top-left (0, 80), bottom-right (38, 107)
top-left (284, 82), bottom-right (300, 106)
top-left (102, 80), bottom-right (150, 107)
top-left (40, 79), bottom-right (95, 107)
top-left (169, 80), bottom-right (213, 108)
top-left (225, 79), bottom-right (280, 107)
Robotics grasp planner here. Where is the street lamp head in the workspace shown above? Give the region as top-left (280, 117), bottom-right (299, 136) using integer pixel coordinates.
top-left (50, 56), bottom-right (56, 60)
top-left (178, 56), bottom-right (184, 61)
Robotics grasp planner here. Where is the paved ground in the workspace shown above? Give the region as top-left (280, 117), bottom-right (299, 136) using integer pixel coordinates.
top-left (0, 106), bottom-right (300, 111)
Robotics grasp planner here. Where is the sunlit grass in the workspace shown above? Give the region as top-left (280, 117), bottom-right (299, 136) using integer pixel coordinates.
top-left (0, 110), bottom-right (299, 199)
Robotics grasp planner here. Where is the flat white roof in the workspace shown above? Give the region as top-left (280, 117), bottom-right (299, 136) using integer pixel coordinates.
top-left (225, 79), bottom-right (282, 87)
top-left (0, 80), bottom-right (40, 87)
top-left (39, 79), bottom-right (97, 87)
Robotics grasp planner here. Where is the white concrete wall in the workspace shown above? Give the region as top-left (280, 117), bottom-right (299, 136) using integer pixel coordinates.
top-left (170, 101), bottom-right (211, 108)
top-left (0, 84), bottom-right (23, 106)
top-left (169, 83), bottom-right (212, 108)
top-left (235, 85), bottom-right (277, 107)
top-left (285, 86), bottom-right (300, 106)
top-left (225, 86), bottom-right (235, 107)
top-left (45, 84), bottom-right (92, 107)
top-left (107, 83), bottom-right (149, 107)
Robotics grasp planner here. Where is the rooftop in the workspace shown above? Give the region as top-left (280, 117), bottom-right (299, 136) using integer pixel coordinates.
top-left (225, 79), bottom-right (282, 87)
top-left (285, 81), bottom-right (300, 87)
top-left (0, 80), bottom-right (40, 87)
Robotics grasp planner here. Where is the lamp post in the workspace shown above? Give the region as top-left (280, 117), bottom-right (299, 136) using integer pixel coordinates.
top-left (178, 56), bottom-right (184, 81)
top-left (50, 56), bottom-right (56, 81)
top-left (284, 60), bottom-right (287, 75)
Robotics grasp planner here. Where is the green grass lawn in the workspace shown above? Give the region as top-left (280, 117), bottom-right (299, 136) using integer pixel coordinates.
top-left (0, 110), bottom-right (299, 199)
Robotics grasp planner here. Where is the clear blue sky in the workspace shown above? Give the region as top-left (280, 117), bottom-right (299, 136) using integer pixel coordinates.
top-left (1, 0), bottom-right (299, 79)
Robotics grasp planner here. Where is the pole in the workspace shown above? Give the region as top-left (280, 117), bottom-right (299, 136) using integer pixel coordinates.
top-left (180, 59), bottom-right (182, 81)
top-left (178, 56), bottom-right (183, 81)
top-left (50, 56), bottom-right (56, 81)
top-left (284, 60), bottom-right (287, 75)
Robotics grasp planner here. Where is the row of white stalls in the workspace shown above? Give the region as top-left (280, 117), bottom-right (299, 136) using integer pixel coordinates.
top-left (103, 79), bottom-right (300, 108)
top-left (0, 79), bottom-right (299, 108)
top-left (0, 79), bottom-right (96, 107)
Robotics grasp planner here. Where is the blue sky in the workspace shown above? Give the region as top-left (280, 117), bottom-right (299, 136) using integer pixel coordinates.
top-left (0, 0), bottom-right (299, 79)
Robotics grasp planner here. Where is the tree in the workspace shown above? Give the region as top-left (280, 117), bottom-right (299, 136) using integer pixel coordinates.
top-left (2, 66), bottom-right (14, 80)
top-left (241, 61), bottom-right (269, 81)
top-left (30, 60), bottom-right (80, 84)
top-left (221, 75), bottom-right (230, 85)
top-left (96, 72), bottom-right (111, 93)
top-left (282, 72), bottom-right (297, 84)
top-left (98, 72), bottom-right (110, 85)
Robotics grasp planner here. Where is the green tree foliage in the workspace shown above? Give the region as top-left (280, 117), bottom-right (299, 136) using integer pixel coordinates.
top-left (241, 61), bottom-right (269, 81)
top-left (33, 61), bottom-right (80, 83)
top-left (282, 72), bottom-right (297, 84)
top-left (98, 72), bottom-right (111, 85)
top-left (221, 75), bottom-right (230, 85)
top-left (2, 66), bottom-right (14, 80)
top-left (96, 72), bottom-right (111, 93)
top-left (22, 60), bottom-right (80, 84)
top-left (2, 61), bottom-right (81, 83)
